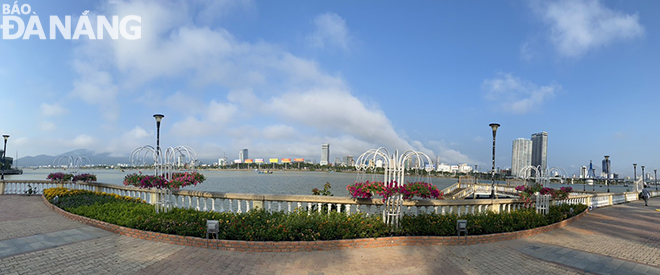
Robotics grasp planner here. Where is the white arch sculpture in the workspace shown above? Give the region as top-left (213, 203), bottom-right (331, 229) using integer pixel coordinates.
top-left (354, 147), bottom-right (434, 226)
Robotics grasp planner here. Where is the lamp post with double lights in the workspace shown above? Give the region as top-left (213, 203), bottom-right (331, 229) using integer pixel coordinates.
top-left (489, 123), bottom-right (500, 199)
top-left (1, 135), bottom-right (8, 180)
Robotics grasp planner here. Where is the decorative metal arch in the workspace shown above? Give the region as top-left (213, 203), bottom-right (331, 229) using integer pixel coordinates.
top-left (520, 165), bottom-right (568, 187)
top-left (354, 147), bottom-right (435, 226)
top-left (53, 156), bottom-right (93, 175)
top-left (129, 145), bottom-right (199, 179)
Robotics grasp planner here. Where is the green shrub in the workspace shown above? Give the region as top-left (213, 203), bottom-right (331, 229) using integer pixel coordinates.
top-left (45, 188), bottom-right (587, 241)
top-left (400, 204), bottom-right (586, 236)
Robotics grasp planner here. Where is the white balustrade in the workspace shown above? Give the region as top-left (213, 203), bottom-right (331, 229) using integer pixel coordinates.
top-left (3, 180), bottom-right (655, 219)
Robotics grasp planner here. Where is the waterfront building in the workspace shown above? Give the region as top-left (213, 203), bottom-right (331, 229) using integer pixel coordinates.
top-left (436, 163), bottom-right (451, 173)
top-left (580, 166), bottom-right (587, 179)
top-left (457, 163), bottom-right (472, 173)
top-left (320, 144), bottom-right (330, 166)
top-left (239, 149), bottom-right (248, 163)
top-left (334, 157), bottom-right (341, 167)
top-left (531, 132), bottom-right (548, 175)
top-left (345, 155), bottom-right (355, 167)
top-left (511, 138), bottom-right (532, 178)
top-left (218, 157), bottom-right (228, 166)
top-left (602, 156), bottom-right (611, 178)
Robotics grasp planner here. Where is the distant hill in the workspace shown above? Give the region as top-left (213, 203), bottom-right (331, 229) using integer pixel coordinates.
top-left (16, 149), bottom-right (128, 167)
top-left (16, 149), bottom-right (216, 167)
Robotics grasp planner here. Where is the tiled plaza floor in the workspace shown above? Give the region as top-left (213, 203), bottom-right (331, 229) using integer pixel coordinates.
top-left (1, 195), bottom-right (659, 274)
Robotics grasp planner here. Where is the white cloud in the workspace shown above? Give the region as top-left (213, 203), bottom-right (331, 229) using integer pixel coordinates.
top-left (40, 122), bottom-right (57, 132)
top-left (306, 12), bottom-right (350, 50)
top-left (66, 1), bottom-right (472, 164)
top-left (483, 73), bottom-right (559, 114)
top-left (262, 124), bottom-right (297, 140)
top-left (40, 103), bottom-right (70, 117)
top-left (533, 0), bottom-right (644, 58)
top-left (69, 134), bottom-right (98, 148)
top-left (207, 100), bottom-right (238, 124)
top-left (427, 140), bottom-right (476, 165)
top-left (519, 42), bottom-right (533, 61)
top-left (125, 126), bottom-right (149, 140)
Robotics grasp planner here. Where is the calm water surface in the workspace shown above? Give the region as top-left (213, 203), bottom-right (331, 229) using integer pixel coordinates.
top-left (8, 169), bottom-right (635, 196)
top-left (9, 169), bottom-right (460, 196)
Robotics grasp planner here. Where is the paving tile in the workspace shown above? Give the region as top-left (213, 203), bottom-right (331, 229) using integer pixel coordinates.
top-left (1, 195), bottom-right (659, 274)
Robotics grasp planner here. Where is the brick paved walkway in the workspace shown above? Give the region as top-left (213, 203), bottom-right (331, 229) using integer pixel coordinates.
top-left (1, 195), bottom-right (659, 274)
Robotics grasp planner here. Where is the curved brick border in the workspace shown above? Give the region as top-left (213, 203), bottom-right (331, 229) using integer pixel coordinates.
top-left (42, 195), bottom-right (588, 252)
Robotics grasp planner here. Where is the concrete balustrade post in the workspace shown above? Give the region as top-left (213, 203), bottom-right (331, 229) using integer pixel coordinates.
top-left (150, 190), bottom-right (158, 206)
top-left (491, 203), bottom-right (500, 213)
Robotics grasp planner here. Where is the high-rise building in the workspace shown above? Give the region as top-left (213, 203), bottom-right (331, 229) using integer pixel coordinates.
top-left (531, 132), bottom-right (548, 174)
top-left (602, 156), bottom-right (611, 178)
top-left (320, 144), bottom-right (330, 165)
top-left (239, 149), bottom-right (248, 162)
top-left (511, 138), bottom-right (532, 177)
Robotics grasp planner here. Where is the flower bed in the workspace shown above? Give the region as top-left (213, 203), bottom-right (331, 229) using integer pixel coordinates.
top-left (515, 184), bottom-right (572, 206)
top-left (47, 172), bottom-right (97, 183)
top-left (346, 181), bottom-right (443, 200)
top-left (47, 172), bottom-right (73, 182)
top-left (123, 171), bottom-right (205, 189)
top-left (73, 173), bottom-right (97, 182)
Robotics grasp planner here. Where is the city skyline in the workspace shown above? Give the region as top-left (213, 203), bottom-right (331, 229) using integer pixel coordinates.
top-left (2, 1), bottom-right (660, 177)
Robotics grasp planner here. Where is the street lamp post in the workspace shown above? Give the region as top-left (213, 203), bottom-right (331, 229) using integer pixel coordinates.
top-left (489, 123), bottom-right (500, 199)
top-left (655, 169), bottom-right (657, 192)
top-left (642, 166), bottom-right (645, 190)
top-left (153, 114), bottom-right (164, 175)
top-left (1, 135), bottom-right (8, 180)
top-left (604, 156), bottom-right (610, 193)
top-left (633, 163), bottom-right (637, 193)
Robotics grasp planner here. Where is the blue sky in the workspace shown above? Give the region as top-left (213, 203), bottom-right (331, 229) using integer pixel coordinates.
top-left (1, 0), bottom-right (658, 177)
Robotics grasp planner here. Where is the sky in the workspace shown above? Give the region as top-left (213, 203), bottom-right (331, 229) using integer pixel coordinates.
top-left (1, 0), bottom-right (659, 178)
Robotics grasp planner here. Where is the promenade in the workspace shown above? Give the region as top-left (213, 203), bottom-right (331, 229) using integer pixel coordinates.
top-left (0, 196), bottom-right (658, 275)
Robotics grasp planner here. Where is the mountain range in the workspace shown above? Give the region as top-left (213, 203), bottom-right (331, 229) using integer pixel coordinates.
top-left (15, 149), bottom-right (129, 167)
top-left (15, 149), bottom-right (217, 167)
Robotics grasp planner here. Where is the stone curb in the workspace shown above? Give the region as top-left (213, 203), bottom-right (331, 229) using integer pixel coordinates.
top-left (42, 195), bottom-right (588, 252)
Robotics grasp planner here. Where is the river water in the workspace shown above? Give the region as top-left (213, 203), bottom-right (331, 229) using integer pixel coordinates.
top-left (7, 169), bottom-right (462, 196)
top-left (7, 169), bottom-right (635, 196)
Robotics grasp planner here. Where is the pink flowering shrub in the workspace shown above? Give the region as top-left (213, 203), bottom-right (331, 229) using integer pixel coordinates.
top-left (401, 182), bottom-right (442, 200)
top-left (123, 171), bottom-right (205, 189)
top-left (73, 173), bottom-right (97, 182)
top-left (47, 172), bottom-right (73, 182)
top-left (346, 181), bottom-right (443, 201)
top-left (516, 184), bottom-right (573, 206)
top-left (168, 172), bottom-right (206, 189)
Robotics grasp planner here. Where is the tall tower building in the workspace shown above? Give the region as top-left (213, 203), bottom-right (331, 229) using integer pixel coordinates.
top-left (320, 144), bottom-right (330, 165)
top-left (511, 138), bottom-right (532, 177)
top-left (531, 132), bottom-right (548, 174)
top-left (239, 149), bottom-right (248, 162)
top-left (602, 156), bottom-right (610, 178)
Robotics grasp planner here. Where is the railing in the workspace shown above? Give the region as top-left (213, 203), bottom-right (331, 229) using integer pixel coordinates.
top-left (2, 180), bottom-right (658, 216)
